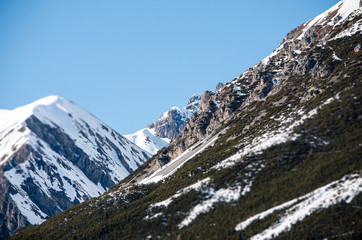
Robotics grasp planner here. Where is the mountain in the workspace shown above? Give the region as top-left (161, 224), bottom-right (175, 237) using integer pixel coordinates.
top-left (0, 96), bottom-right (151, 238)
top-left (9, 0), bottom-right (362, 239)
top-left (125, 93), bottom-right (202, 155)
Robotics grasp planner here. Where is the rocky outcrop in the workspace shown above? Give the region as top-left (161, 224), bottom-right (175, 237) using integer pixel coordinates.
top-left (148, 94), bottom-right (202, 141)
top-left (125, 94), bottom-right (202, 155)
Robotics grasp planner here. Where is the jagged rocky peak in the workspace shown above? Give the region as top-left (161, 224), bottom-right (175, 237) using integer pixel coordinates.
top-left (215, 82), bottom-right (224, 92)
top-left (198, 91), bottom-right (216, 113)
top-left (125, 93), bottom-right (202, 155)
top-left (0, 95), bottom-right (150, 238)
top-left (148, 93), bottom-right (202, 140)
top-left (185, 93), bottom-right (202, 112)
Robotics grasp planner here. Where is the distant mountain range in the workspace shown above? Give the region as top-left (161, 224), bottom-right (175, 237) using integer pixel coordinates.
top-left (0, 96), bottom-right (150, 238)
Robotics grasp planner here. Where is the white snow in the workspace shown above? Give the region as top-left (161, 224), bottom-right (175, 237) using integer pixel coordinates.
top-left (259, 0), bottom-right (360, 67)
top-left (213, 94), bottom-right (340, 170)
top-left (330, 17), bottom-right (362, 40)
top-left (145, 174), bottom-right (256, 228)
top-left (125, 93), bottom-right (201, 154)
top-left (297, 0), bottom-right (360, 40)
top-left (124, 127), bottom-right (169, 155)
top-left (178, 184), bottom-right (242, 229)
top-left (10, 192), bottom-right (48, 225)
top-left (140, 133), bottom-right (219, 184)
top-left (332, 52), bottom-right (342, 61)
top-left (149, 177), bottom-right (210, 209)
top-left (261, 44), bottom-right (284, 67)
top-left (235, 173), bottom-right (362, 240)
top-left (177, 166), bottom-right (262, 229)
top-left (0, 95), bottom-right (151, 224)
top-left (272, 78), bottom-right (280, 86)
top-left (145, 161), bottom-right (263, 228)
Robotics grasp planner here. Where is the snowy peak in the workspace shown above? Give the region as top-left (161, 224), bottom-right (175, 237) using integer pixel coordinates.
top-left (124, 128), bottom-right (169, 155)
top-left (0, 96), bottom-right (151, 237)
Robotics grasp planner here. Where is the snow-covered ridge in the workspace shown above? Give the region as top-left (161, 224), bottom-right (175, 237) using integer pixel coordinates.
top-left (297, 0), bottom-right (360, 40)
top-left (259, 0), bottom-right (361, 67)
top-left (0, 95), bottom-right (151, 226)
top-left (235, 173), bottom-right (362, 240)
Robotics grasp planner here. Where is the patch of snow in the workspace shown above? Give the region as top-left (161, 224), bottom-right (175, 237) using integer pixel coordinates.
top-left (294, 49), bottom-right (302, 55)
top-left (124, 127), bottom-right (169, 155)
top-left (213, 94), bottom-right (340, 170)
top-left (332, 52), bottom-right (342, 61)
top-left (178, 184), bottom-right (242, 229)
top-left (272, 78), bottom-right (280, 86)
top-left (151, 178), bottom-right (210, 209)
top-left (297, 0), bottom-right (360, 40)
top-left (330, 18), bottom-right (362, 41)
top-left (144, 178), bottom-right (211, 220)
top-left (140, 134), bottom-right (219, 184)
top-left (143, 212), bottom-right (163, 220)
top-left (261, 44), bottom-right (284, 66)
top-left (214, 101), bottom-right (221, 108)
top-left (235, 173), bottom-right (362, 240)
top-left (10, 192), bottom-right (48, 224)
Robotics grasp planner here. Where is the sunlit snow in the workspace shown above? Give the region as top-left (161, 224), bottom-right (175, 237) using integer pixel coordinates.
top-left (235, 173), bottom-right (362, 240)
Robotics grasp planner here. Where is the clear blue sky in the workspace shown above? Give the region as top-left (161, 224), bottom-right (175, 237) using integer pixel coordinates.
top-left (0, 0), bottom-right (339, 134)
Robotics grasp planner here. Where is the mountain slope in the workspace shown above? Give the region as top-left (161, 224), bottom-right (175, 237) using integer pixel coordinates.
top-left (9, 1), bottom-right (362, 239)
top-left (0, 96), bottom-right (150, 238)
top-left (125, 93), bottom-right (202, 155)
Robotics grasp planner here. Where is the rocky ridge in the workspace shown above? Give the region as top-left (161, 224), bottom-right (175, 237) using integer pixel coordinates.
top-left (125, 93), bottom-right (202, 155)
top-left (124, 0), bottom-right (362, 182)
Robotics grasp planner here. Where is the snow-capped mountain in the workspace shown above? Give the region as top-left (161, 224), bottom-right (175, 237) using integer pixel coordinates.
top-left (125, 93), bottom-right (202, 155)
top-left (0, 96), bottom-right (151, 238)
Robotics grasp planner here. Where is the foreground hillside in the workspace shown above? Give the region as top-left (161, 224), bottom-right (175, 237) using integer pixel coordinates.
top-left (10, 0), bottom-right (362, 239)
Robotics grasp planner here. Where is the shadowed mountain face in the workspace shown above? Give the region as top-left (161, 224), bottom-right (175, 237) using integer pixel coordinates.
top-left (0, 96), bottom-right (151, 238)
top-left (7, 0), bottom-right (362, 239)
